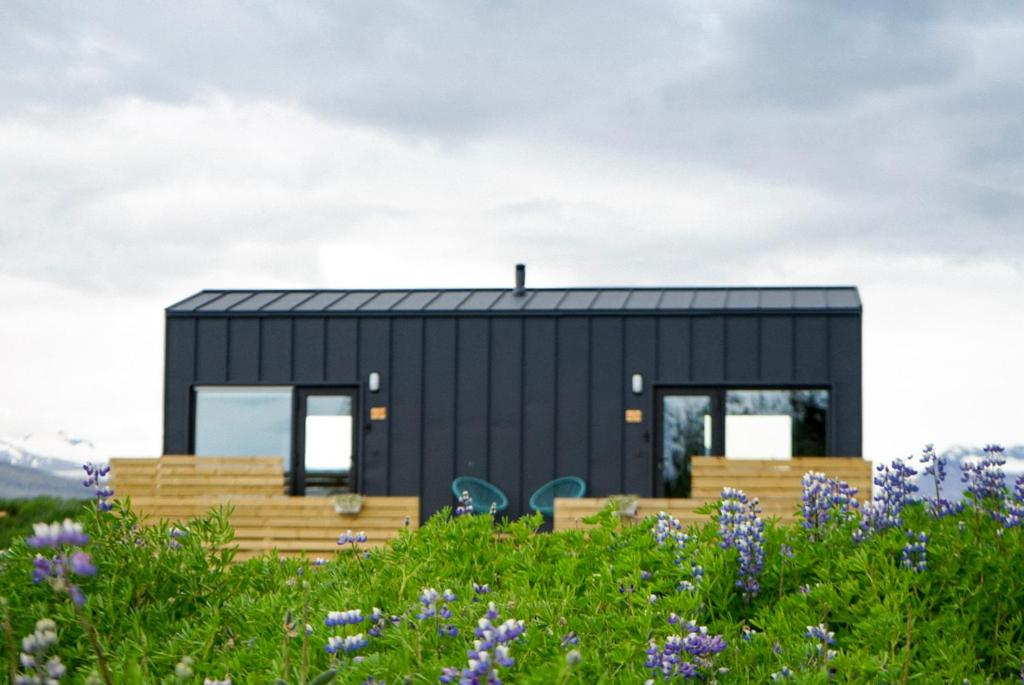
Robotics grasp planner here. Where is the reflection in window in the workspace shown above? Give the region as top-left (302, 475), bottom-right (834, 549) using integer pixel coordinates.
top-left (304, 395), bottom-right (353, 473)
top-left (662, 395), bottom-right (712, 497)
top-left (725, 390), bottom-right (828, 459)
top-left (194, 387), bottom-right (292, 471)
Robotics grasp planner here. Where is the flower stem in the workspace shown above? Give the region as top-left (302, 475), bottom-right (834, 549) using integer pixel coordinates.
top-left (1, 598), bottom-right (17, 685)
top-left (73, 601), bottom-right (113, 685)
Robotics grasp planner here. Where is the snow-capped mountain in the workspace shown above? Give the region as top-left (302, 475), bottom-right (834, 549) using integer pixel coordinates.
top-left (912, 444), bottom-right (1024, 500)
top-left (0, 430), bottom-right (103, 479)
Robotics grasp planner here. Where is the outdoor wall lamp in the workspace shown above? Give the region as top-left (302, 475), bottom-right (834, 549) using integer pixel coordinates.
top-left (631, 373), bottom-right (643, 395)
top-left (368, 371), bottom-right (381, 393)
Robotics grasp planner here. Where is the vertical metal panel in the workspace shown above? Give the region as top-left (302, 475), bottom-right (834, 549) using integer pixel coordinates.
top-left (623, 317), bottom-right (655, 494)
top-left (657, 317), bottom-right (690, 382)
top-left (163, 317), bottom-right (195, 453)
top-left (725, 317), bottom-right (759, 381)
top-left (455, 318), bottom-right (489, 479)
top-left (692, 317), bottom-right (725, 382)
top-left (794, 317), bottom-right (828, 382)
top-left (489, 318), bottom-right (523, 514)
top-left (227, 318), bottom-right (259, 382)
top-left (293, 318), bottom-right (325, 384)
top-left (359, 318), bottom-right (391, 496)
top-left (759, 316), bottom-right (794, 382)
top-left (422, 318), bottom-right (457, 515)
top-left (522, 318), bottom-right (556, 512)
top-left (388, 318), bottom-right (422, 495)
top-left (260, 318), bottom-right (293, 383)
top-left (195, 318), bottom-right (228, 383)
top-left (325, 318), bottom-right (358, 383)
top-left (590, 317), bottom-right (623, 496)
top-left (829, 315), bottom-right (862, 455)
top-left (556, 318), bottom-right (589, 481)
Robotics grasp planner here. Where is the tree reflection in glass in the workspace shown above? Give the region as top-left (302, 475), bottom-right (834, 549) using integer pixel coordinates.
top-left (662, 395), bottom-right (712, 497)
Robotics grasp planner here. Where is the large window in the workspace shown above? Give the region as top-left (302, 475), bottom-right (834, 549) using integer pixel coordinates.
top-left (725, 389), bottom-right (828, 459)
top-left (193, 387), bottom-right (293, 471)
top-left (659, 387), bottom-right (829, 496)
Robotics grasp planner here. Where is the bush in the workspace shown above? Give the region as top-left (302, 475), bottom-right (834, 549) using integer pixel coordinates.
top-left (0, 497), bottom-right (89, 549)
top-left (1, 463), bottom-right (1023, 683)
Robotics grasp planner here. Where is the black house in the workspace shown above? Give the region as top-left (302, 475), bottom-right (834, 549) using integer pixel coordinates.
top-left (163, 266), bottom-right (862, 518)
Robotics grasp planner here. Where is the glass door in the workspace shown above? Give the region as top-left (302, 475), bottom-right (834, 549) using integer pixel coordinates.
top-left (656, 389), bottom-right (723, 497)
top-left (292, 388), bottom-right (357, 495)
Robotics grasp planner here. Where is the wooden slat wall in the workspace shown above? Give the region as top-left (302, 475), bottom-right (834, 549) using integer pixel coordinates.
top-left (554, 457), bottom-right (872, 531)
top-left (129, 495), bottom-right (419, 560)
top-left (109, 457), bottom-right (418, 559)
top-left (690, 457), bottom-right (872, 501)
top-left (110, 456), bottom-right (285, 498)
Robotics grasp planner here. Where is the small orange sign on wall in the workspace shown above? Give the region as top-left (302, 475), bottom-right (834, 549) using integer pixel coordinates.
top-left (625, 409), bottom-right (643, 423)
top-left (370, 406), bottom-right (388, 421)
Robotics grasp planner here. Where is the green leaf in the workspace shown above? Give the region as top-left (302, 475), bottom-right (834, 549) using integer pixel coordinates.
top-left (309, 668), bottom-right (338, 685)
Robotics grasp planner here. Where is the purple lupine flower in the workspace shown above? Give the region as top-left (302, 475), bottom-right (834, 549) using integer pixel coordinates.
top-left (801, 471), bottom-right (860, 538)
top-left (473, 582), bottom-right (491, 596)
top-left (995, 475), bottom-right (1024, 529)
top-left (901, 531), bottom-right (928, 572)
top-left (69, 551), bottom-right (97, 577)
top-left (325, 610), bottom-right (364, 627)
top-left (168, 527), bottom-right (188, 549)
top-left (83, 462), bottom-right (115, 512)
top-left (718, 488), bottom-right (765, 600)
top-left (27, 520), bottom-right (89, 549)
top-left (454, 490), bottom-right (475, 517)
top-left (560, 631), bottom-right (579, 648)
top-left (805, 624), bottom-right (837, 664)
top-left (919, 444), bottom-right (964, 518)
top-left (68, 585), bottom-right (86, 606)
top-left (805, 624), bottom-right (834, 644)
top-left (651, 511), bottom-right (689, 568)
top-left (31, 556), bottom-right (52, 584)
top-left (645, 621), bottom-right (727, 681)
top-left (16, 619), bottom-right (63, 685)
top-left (438, 666), bottom-right (460, 683)
top-left (854, 458), bottom-right (918, 541)
top-left (325, 633), bottom-right (368, 654)
top-left (962, 444), bottom-right (1008, 505)
top-left (771, 666), bottom-right (794, 680)
top-left (494, 645), bottom-right (515, 667)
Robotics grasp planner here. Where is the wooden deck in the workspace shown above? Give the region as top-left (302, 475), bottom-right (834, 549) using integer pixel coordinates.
top-left (110, 457), bottom-right (418, 559)
top-left (554, 457), bottom-right (871, 531)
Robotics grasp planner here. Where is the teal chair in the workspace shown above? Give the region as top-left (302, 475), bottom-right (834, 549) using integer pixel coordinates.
top-left (452, 476), bottom-right (509, 514)
top-left (529, 476), bottom-right (587, 516)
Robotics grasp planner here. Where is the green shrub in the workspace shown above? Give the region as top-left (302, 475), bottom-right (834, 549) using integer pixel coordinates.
top-left (0, 497), bottom-right (89, 549)
top-left (1, 493), bottom-right (1023, 683)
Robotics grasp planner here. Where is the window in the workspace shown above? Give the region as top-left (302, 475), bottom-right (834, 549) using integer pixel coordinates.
top-left (725, 389), bottom-right (828, 459)
top-left (303, 395), bottom-right (354, 473)
top-left (661, 394), bottom-right (714, 497)
top-left (193, 387), bottom-right (293, 471)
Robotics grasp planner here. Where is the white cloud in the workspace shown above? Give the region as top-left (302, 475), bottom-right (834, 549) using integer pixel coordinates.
top-left (1, 2), bottom-right (1023, 461)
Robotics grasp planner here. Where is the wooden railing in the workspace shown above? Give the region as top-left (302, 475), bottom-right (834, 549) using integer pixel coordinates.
top-left (109, 457), bottom-right (418, 559)
top-left (554, 457), bottom-right (872, 531)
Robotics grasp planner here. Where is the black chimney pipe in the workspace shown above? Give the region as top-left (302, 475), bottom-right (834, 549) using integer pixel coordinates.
top-left (514, 263), bottom-right (526, 296)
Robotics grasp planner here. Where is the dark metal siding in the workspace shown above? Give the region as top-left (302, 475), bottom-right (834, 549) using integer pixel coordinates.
top-left (164, 308), bottom-right (862, 519)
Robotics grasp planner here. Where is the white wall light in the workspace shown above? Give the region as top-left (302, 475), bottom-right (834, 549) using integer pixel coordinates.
top-left (631, 373), bottom-right (643, 395)
top-left (368, 371), bottom-right (381, 393)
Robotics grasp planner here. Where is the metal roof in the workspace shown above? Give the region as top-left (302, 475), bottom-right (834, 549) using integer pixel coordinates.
top-left (168, 287), bottom-right (861, 316)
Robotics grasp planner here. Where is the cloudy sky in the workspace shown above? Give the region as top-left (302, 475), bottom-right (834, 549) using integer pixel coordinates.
top-left (1, 1), bottom-right (1021, 461)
